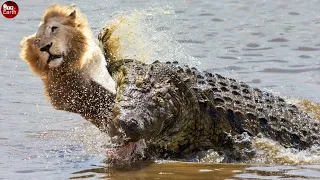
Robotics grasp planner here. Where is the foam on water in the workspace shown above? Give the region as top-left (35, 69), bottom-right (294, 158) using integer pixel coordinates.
top-left (197, 97), bottom-right (320, 165)
top-left (251, 136), bottom-right (320, 165)
top-left (246, 98), bottom-right (320, 165)
top-left (195, 135), bottom-right (320, 165)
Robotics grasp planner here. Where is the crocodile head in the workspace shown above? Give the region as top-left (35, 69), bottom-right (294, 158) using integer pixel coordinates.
top-left (98, 27), bottom-right (214, 166)
top-left (102, 59), bottom-right (204, 166)
top-left (105, 84), bottom-right (181, 166)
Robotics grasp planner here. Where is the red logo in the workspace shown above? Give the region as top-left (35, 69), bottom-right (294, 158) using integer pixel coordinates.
top-left (1, 1), bottom-right (19, 19)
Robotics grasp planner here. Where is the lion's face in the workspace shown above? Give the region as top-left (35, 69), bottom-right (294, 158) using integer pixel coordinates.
top-left (33, 8), bottom-right (88, 70)
top-left (35, 20), bottom-right (68, 68)
top-left (20, 4), bottom-right (93, 75)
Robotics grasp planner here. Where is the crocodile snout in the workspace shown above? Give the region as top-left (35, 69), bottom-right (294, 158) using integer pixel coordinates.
top-left (118, 118), bottom-right (143, 142)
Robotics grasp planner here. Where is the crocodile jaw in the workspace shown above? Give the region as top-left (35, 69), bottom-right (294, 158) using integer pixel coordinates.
top-left (105, 142), bottom-right (136, 164)
top-left (105, 139), bottom-right (147, 166)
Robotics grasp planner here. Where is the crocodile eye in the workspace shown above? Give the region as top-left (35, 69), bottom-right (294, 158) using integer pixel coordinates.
top-left (51, 26), bottom-right (58, 33)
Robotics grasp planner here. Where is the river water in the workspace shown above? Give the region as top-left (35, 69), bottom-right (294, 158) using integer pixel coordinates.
top-left (1, 0), bottom-right (320, 179)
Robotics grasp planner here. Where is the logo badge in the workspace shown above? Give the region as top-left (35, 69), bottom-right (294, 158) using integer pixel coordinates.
top-left (1, 1), bottom-right (19, 19)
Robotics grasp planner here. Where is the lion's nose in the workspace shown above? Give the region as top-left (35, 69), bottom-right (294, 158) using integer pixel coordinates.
top-left (39, 42), bottom-right (53, 52)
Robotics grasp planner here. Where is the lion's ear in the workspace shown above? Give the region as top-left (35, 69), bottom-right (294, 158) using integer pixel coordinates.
top-left (62, 10), bottom-right (77, 26)
top-left (69, 10), bottom-right (76, 20)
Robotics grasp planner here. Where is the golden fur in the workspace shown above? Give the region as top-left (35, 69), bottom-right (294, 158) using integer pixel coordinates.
top-left (42, 4), bottom-right (88, 29)
top-left (20, 34), bottom-right (48, 77)
top-left (19, 4), bottom-right (94, 75)
top-left (20, 4), bottom-right (116, 113)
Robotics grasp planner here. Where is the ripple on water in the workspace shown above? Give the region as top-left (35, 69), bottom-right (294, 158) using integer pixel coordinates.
top-left (217, 56), bottom-right (239, 60)
top-left (293, 47), bottom-right (320, 51)
top-left (248, 79), bottom-right (261, 84)
top-left (235, 173), bottom-right (281, 179)
top-left (237, 59), bottom-right (289, 64)
top-left (289, 12), bottom-right (301, 16)
top-left (289, 64), bottom-right (307, 68)
top-left (156, 26), bottom-right (170, 31)
top-left (174, 10), bottom-right (185, 14)
top-left (70, 163), bottom-right (246, 180)
top-left (224, 66), bottom-right (245, 71)
top-left (299, 55), bottom-right (312, 59)
top-left (242, 54), bottom-right (264, 57)
top-left (285, 169), bottom-right (320, 178)
top-left (211, 18), bottom-right (224, 22)
top-left (246, 166), bottom-right (297, 172)
top-left (177, 39), bottom-right (205, 44)
top-left (247, 43), bottom-right (260, 48)
top-left (233, 165), bottom-right (320, 179)
top-left (243, 47), bottom-right (273, 51)
top-left (268, 38), bottom-right (290, 42)
top-left (198, 13), bottom-right (214, 17)
top-left (261, 67), bottom-right (320, 73)
top-left (250, 32), bottom-right (266, 36)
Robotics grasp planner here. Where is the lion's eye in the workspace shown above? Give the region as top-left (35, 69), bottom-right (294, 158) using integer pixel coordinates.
top-left (35, 38), bottom-right (40, 44)
top-left (51, 26), bottom-right (58, 33)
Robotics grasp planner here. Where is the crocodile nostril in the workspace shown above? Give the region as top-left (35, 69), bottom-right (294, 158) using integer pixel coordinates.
top-left (119, 119), bottom-right (142, 142)
top-left (40, 42), bottom-right (53, 52)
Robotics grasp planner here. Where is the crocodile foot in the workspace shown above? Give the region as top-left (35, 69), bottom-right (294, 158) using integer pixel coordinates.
top-left (218, 132), bottom-right (256, 163)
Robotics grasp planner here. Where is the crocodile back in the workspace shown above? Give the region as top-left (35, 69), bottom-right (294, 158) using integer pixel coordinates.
top-left (189, 67), bottom-right (320, 150)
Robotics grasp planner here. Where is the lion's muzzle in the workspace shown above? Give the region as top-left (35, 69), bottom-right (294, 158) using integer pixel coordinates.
top-left (39, 42), bottom-right (53, 52)
top-left (39, 42), bottom-right (64, 67)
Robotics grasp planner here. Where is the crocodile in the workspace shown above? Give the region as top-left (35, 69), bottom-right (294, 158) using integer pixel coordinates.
top-left (98, 27), bottom-right (320, 165)
top-left (103, 58), bottom-right (319, 162)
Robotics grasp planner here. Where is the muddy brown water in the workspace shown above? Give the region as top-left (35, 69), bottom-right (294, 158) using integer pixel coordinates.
top-left (1, 0), bottom-right (320, 179)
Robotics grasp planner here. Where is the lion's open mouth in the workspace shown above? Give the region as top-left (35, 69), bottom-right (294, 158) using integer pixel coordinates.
top-left (46, 52), bottom-right (64, 68)
top-left (47, 53), bottom-right (63, 64)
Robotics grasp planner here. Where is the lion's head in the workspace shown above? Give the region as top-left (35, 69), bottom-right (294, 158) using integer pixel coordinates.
top-left (20, 4), bottom-right (93, 74)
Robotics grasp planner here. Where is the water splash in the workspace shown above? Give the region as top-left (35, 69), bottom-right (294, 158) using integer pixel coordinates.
top-left (297, 100), bottom-right (320, 120)
top-left (104, 139), bottom-right (147, 167)
top-left (197, 135), bottom-right (320, 165)
top-left (26, 121), bottom-right (111, 165)
top-left (248, 97), bottom-right (320, 165)
top-left (102, 8), bottom-right (201, 67)
top-left (200, 150), bottom-right (224, 163)
top-left (252, 136), bottom-right (320, 165)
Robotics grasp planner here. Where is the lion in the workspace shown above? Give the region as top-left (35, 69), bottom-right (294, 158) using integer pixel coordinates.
top-left (20, 4), bottom-right (117, 132)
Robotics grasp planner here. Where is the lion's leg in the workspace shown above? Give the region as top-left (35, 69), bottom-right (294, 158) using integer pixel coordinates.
top-left (98, 26), bottom-right (121, 62)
